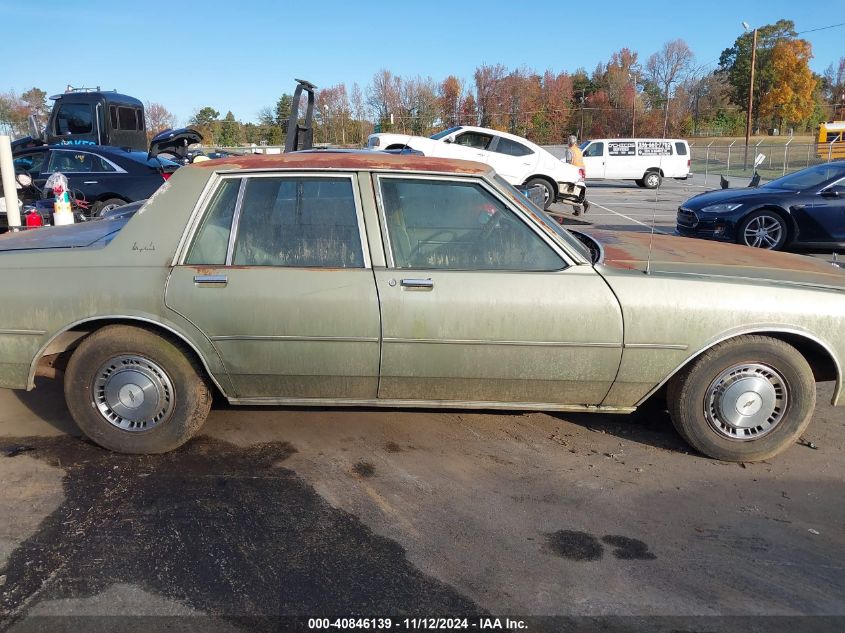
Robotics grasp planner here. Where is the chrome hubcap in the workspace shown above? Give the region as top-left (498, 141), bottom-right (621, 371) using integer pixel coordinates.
top-left (93, 355), bottom-right (174, 431)
top-left (743, 216), bottom-right (782, 249)
top-left (646, 174), bottom-right (659, 187)
top-left (704, 363), bottom-right (788, 440)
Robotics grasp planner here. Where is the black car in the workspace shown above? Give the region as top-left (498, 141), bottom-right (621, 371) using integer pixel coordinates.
top-left (677, 162), bottom-right (845, 250)
top-left (8, 145), bottom-right (179, 221)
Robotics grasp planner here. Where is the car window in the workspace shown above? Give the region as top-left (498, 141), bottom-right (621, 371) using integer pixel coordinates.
top-left (454, 132), bottom-right (493, 150)
top-left (118, 107), bottom-right (140, 131)
top-left (379, 177), bottom-right (564, 271)
top-left (493, 137), bottom-right (533, 157)
top-left (763, 164), bottom-right (845, 192)
top-left (583, 142), bottom-right (604, 158)
top-left (55, 103), bottom-right (93, 135)
top-left (675, 142), bottom-right (688, 156)
top-left (13, 152), bottom-right (46, 175)
top-left (185, 178), bottom-right (241, 265)
top-left (47, 151), bottom-right (116, 173)
top-left (232, 177), bottom-right (364, 268)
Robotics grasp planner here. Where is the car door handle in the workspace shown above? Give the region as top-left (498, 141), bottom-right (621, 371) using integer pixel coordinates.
top-left (83, 180), bottom-right (98, 184)
top-left (193, 274), bottom-right (228, 287)
top-left (400, 278), bottom-right (434, 289)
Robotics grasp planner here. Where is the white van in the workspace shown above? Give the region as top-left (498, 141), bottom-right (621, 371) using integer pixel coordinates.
top-left (579, 139), bottom-right (691, 188)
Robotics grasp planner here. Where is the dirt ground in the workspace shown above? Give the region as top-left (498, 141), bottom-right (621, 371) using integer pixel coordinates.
top-left (0, 178), bottom-right (843, 631)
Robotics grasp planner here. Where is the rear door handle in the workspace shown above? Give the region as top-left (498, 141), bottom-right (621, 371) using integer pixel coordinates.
top-left (83, 180), bottom-right (98, 184)
top-left (194, 274), bottom-right (228, 287)
top-left (400, 278), bottom-right (434, 289)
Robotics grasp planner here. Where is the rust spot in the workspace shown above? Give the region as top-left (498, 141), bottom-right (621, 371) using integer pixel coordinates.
top-left (189, 152), bottom-right (490, 175)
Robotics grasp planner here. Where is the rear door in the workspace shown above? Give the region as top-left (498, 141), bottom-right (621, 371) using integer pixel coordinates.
top-left (45, 149), bottom-right (119, 202)
top-left (165, 173), bottom-right (381, 401)
top-left (581, 141), bottom-right (605, 179)
top-left (808, 179), bottom-right (845, 243)
top-left (487, 136), bottom-right (538, 183)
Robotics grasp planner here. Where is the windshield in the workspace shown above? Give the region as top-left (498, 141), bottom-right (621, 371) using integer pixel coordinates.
top-left (493, 174), bottom-right (592, 262)
top-left (762, 163), bottom-right (845, 192)
top-left (579, 141), bottom-right (590, 151)
top-left (430, 126), bottom-right (462, 140)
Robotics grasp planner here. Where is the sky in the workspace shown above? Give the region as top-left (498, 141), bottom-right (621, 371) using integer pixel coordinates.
top-left (1, 0), bottom-right (842, 125)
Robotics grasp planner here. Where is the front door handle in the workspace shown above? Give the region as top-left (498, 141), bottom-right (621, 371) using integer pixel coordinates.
top-left (194, 274), bottom-right (228, 287)
top-left (83, 180), bottom-right (98, 184)
top-left (400, 278), bottom-right (434, 289)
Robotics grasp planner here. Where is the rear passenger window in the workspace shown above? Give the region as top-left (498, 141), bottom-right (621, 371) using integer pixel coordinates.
top-left (117, 107), bottom-right (140, 130)
top-left (494, 138), bottom-right (533, 156)
top-left (232, 177), bottom-right (364, 268)
top-left (185, 178), bottom-right (241, 265)
top-left (675, 142), bottom-right (688, 156)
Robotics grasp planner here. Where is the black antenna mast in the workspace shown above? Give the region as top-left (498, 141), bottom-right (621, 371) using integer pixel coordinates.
top-left (284, 78), bottom-right (317, 152)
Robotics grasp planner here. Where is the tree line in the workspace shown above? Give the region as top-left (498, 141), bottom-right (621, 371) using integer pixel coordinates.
top-left (2, 19), bottom-right (843, 147)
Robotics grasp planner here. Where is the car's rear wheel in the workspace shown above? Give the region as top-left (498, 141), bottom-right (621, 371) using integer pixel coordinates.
top-left (667, 335), bottom-right (815, 462)
top-left (737, 210), bottom-right (787, 250)
top-left (64, 325), bottom-right (212, 454)
top-left (91, 197), bottom-right (126, 217)
top-left (524, 177), bottom-right (555, 209)
top-left (642, 172), bottom-right (662, 189)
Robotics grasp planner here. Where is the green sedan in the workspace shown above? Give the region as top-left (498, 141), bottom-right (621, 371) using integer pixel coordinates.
top-left (1, 152), bottom-right (843, 461)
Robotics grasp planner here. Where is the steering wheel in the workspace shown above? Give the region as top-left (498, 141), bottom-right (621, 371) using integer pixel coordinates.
top-left (407, 230), bottom-right (457, 262)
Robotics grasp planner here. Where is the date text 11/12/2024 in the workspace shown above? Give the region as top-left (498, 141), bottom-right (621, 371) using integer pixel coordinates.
top-left (307, 618), bottom-right (528, 630)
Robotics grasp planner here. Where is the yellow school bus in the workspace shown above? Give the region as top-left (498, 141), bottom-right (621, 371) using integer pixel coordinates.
top-left (817, 121), bottom-right (845, 159)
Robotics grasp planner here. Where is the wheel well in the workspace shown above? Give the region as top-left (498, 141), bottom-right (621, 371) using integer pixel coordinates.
top-left (524, 175), bottom-right (558, 197)
top-left (644, 168), bottom-right (664, 177)
top-left (651, 331), bottom-right (839, 407)
top-left (745, 206), bottom-right (797, 243)
top-left (33, 318), bottom-right (223, 396)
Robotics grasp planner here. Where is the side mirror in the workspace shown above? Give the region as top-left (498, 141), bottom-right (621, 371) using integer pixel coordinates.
top-left (16, 173), bottom-right (33, 188)
top-left (444, 137), bottom-right (453, 144)
top-left (28, 114), bottom-right (45, 143)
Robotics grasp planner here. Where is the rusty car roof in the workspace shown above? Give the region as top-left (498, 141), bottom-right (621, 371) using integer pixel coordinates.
top-left (190, 151), bottom-right (493, 175)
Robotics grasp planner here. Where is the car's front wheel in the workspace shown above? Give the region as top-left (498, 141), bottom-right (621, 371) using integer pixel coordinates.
top-left (64, 325), bottom-right (212, 454)
top-left (737, 210), bottom-right (788, 250)
top-left (524, 177), bottom-right (555, 210)
top-left (667, 335), bottom-right (815, 462)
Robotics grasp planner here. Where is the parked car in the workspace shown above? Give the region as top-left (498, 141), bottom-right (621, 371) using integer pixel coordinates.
top-left (677, 162), bottom-right (845, 250)
top-left (368, 126), bottom-right (584, 209)
top-left (5, 145), bottom-right (179, 224)
top-left (0, 152), bottom-right (843, 462)
top-left (580, 138), bottom-right (691, 188)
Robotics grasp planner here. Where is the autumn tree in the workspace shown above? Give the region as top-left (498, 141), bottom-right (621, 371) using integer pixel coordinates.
top-left (646, 39), bottom-right (694, 136)
top-left (474, 64), bottom-right (506, 127)
top-left (367, 69), bottom-right (401, 130)
top-left (439, 75), bottom-right (463, 128)
top-left (21, 88), bottom-right (50, 122)
top-left (823, 58), bottom-right (845, 117)
top-left (217, 111), bottom-right (241, 147)
top-left (144, 102), bottom-right (176, 141)
top-left (758, 39), bottom-right (817, 128)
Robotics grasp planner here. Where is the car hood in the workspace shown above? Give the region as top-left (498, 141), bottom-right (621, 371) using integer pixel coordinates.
top-left (583, 229), bottom-right (845, 291)
top-left (0, 217), bottom-right (129, 252)
top-left (684, 186), bottom-right (792, 208)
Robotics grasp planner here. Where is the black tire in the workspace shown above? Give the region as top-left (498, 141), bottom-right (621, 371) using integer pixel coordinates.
top-left (525, 177), bottom-right (555, 210)
top-left (736, 210), bottom-right (788, 250)
top-left (90, 197), bottom-right (126, 217)
top-left (642, 171), bottom-right (662, 189)
top-left (634, 179), bottom-right (645, 188)
top-left (64, 325), bottom-right (212, 454)
top-left (667, 335), bottom-right (815, 462)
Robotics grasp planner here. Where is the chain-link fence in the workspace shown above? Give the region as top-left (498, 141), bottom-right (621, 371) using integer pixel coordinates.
top-left (689, 140), bottom-right (845, 186)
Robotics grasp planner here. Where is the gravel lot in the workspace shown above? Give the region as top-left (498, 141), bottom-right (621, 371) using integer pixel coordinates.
top-left (0, 176), bottom-right (843, 631)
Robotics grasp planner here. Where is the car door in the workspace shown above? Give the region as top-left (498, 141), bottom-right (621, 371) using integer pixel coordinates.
top-left (581, 141), bottom-right (606, 179)
top-left (45, 149), bottom-right (117, 202)
top-left (808, 179), bottom-right (845, 243)
top-left (372, 174), bottom-right (624, 405)
top-left (164, 173), bottom-right (381, 401)
top-left (487, 136), bottom-right (538, 183)
top-left (441, 130), bottom-right (495, 164)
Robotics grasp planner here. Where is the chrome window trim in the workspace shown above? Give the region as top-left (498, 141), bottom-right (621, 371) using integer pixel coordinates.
top-left (47, 149), bottom-right (127, 174)
top-left (221, 169), bottom-right (372, 270)
top-left (172, 173), bottom-right (224, 266)
top-left (225, 178), bottom-right (248, 265)
top-left (373, 172), bottom-right (575, 271)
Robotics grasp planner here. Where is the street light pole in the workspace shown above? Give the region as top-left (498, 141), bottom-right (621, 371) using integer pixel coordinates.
top-left (631, 72), bottom-right (638, 137)
top-left (743, 25), bottom-right (758, 170)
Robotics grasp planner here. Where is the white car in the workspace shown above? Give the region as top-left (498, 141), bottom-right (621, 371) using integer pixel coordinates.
top-left (368, 126), bottom-right (585, 209)
top-left (580, 138), bottom-right (691, 188)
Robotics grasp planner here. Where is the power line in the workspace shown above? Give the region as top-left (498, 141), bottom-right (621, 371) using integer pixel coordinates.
top-left (796, 21), bottom-right (845, 34)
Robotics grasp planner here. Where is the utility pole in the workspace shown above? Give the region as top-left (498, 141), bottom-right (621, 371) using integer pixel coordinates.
top-left (578, 88), bottom-right (585, 140)
top-left (743, 26), bottom-right (758, 170)
top-left (631, 72), bottom-right (638, 137)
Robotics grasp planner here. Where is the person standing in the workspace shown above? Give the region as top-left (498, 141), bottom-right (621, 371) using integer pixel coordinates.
top-left (565, 135), bottom-right (590, 216)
